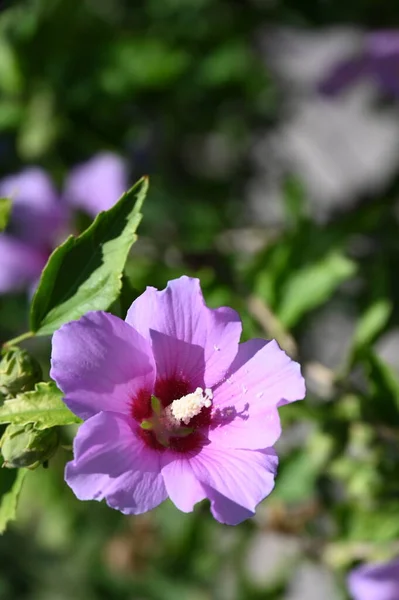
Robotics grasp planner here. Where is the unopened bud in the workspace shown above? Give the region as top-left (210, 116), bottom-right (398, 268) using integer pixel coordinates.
top-left (1, 423), bottom-right (59, 469)
top-left (0, 347), bottom-right (42, 398)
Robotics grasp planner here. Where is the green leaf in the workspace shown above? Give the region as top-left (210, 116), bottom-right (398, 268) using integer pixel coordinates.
top-left (102, 40), bottom-right (189, 93)
top-left (255, 243), bottom-right (292, 307)
top-left (0, 382), bottom-right (81, 429)
top-left (198, 42), bottom-right (251, 86)
top-left (282, 175), bottom-right (308, 227)
top-left (353, 298), bottom-right (391, 351)
top-left (277, 251), bottom-right (356, 328)
top-left (273, 451), bottom-right (319, 503)
top-left (0, 468), bottom-right (26, 534)
top-left (30, 177), bottom-right (148, 335)
top-left (365, 352), bottom-right (399, 417)
top-left (0, 37), bottom-right (22, 95)
top-left (348, 505), bottom-right (399, 542)
top-left (273, 431), bottom-right (331, 503)
top-left (0, 197), bottom-right (11, 232)
top-left (18, 86), bottom-right (58, 160)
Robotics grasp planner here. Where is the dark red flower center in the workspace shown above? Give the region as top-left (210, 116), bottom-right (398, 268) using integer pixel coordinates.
top-left (131, 377), bottom-right (212, 453)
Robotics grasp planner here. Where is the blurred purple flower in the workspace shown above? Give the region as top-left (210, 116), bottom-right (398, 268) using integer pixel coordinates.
top-left (0, 235), bottom-right (49, 294)
top-left (50, 276), bottom-right (305, 524)
top-left (0, 153), bottom-right (127, 294)
top-left (0, 168), bottom-right (66, 249)
top-left (0, 168), bottom-right (66, 294)
top-left (64, 152), bottom-right (128, 217)
top-left (348, 558), bottom-right (399, 600)
top-left (319, 30), bottom-right (399, 98)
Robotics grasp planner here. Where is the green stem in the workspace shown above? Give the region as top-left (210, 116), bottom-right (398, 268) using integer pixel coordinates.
top-left (2, 331), bottom-right (35, 348)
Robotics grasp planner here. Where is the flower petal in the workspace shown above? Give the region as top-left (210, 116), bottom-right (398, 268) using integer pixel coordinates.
top-left (318, 56), bottom-right (368, 96)
top-left (348, 558), bottom-right (399, 600)
top-left (0, 235), bottom-right (46, 293)
top-left (66, 411), bottom-right (167, 514)
top-left (64, 153), bottom-right (128, 216)
top-left (208, 339), bottom-right (304, 449)
top-left (126, 276), bottom-right (242, 388)
top-left (51, 311), bottom-right (155, 420)
top-left (188, 444), bottom-right (278, 521)
top-left (209, 404), bottom-right (282, 450)
top-left (0, 167), bottom-right (58, 208)
top-left (203, 485), bottom-right (255, 525)
top-left (0, 168), bottom-right (66, 248)
top-left (161, 452), bottom-right (207, 512)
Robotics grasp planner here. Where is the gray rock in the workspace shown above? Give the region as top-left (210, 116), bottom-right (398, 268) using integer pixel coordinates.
top-left (245, 531), bottom-right (302, 588)
top-left (301, 302), bottom-right (356, 371)
top-left (285, 561), bottom-right (343, 600)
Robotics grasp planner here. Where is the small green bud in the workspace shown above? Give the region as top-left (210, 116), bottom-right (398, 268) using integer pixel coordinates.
top-left (0, 347), bottom-right (42, 398)
top-left (1, 423), bottom-right (59, 470)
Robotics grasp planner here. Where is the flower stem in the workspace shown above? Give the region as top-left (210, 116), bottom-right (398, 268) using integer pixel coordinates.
top-left (2, 331), bottom-right (35, 348)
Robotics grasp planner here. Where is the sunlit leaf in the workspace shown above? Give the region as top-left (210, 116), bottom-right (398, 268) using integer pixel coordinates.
top-left (353, 298), bottom-right (391, 351)
top-left (30, 177), bottom-right (148, 335)
top-left (278, 251), bottom-right (356, 328)
top-left (0, 382), bottom-right (80, 429)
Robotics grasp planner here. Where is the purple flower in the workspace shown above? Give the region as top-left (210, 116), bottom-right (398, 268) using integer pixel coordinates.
top-left (0, 168), bottom-right (66, 293)
top-left (348, 558), bottom-right (399, 600)
top-left (0, 236), bottom-right (49, 294)
top-left (319, 30), bottom-right (399, 98)
top-left (0, 168), bottom-right (65, 248)
top-left (0, 153), bottom-right (127, 294)
top-left (64, 152), bottom-right (128, 217)
top-left (50, 276), bottom-right (305, 525)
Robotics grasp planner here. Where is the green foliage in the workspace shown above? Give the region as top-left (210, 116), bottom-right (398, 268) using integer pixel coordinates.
top-left (0, 468), bottom-right (26, 535)
top-left (30, 177), bottom-right (148, 335)
top-left (0, 198), bottom-right (11, 232)
top-left (0, 36), bottom-right (21, 95)
top-left (0, 0), bottom-right (399, 596)
top-left (0, 382), bottom-right (80, 429)
top-left (363, 351), bottom-right (399, 422)
top-left (102, 39), bottom-right (190, 93)
top-left (277, 251), bottom-right (356, 328)
top-left (18, 86), bottom-right (58, 160)
top-left (352, 299), bottom-right (392, 353)
top-left (273, 451), bottom-right (320, 503)
top-left (197, 41), bottom-right (252, 87)
top-left (348, 505), bottom-right (399, 542)
top-left (282, 176), bottom-right (308, 227)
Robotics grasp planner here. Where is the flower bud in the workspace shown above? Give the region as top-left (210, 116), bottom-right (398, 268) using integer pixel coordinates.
top-left (1, 423), bottom-right (59, 469)
top-left (0, 347), bottom-right (42, 398)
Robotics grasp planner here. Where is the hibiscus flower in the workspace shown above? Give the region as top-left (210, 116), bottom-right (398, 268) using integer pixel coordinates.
top-left (51, 276), bottom-right (305, 525)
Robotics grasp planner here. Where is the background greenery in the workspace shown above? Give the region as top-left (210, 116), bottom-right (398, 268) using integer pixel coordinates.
top-left (0, 0), bottom-right (399, 598)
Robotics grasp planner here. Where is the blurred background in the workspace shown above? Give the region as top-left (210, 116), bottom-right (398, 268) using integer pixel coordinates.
top-left (1, 0), bottom-right (399, 598)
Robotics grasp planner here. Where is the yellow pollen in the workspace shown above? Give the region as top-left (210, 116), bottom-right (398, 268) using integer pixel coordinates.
top-left (164, 387), bottom-right (213, 426)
